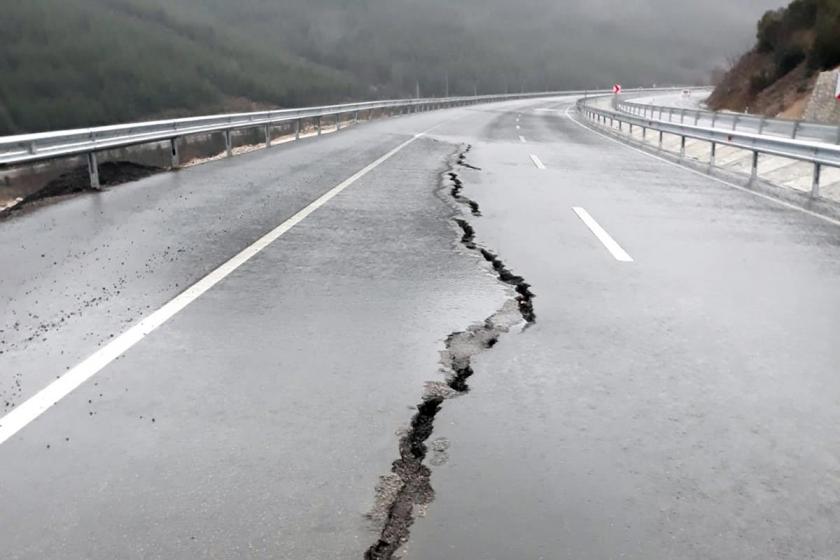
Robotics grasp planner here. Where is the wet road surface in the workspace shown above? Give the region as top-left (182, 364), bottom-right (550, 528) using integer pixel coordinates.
top-left (1, 95), bottom-right (839, 559)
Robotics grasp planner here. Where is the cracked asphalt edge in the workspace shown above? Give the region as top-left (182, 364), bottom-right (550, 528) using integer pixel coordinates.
top-left (364, 144), bottom-right (535, 560)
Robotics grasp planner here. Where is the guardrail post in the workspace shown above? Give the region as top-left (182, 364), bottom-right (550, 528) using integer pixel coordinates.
top-left (758, 117), bottom-right (767, 135)
top-left (732, 115), bottom-right (739, 130)
top-left (811, 163), bottom-right (821, 198)
top-left (224, 130), bottom-right (233, 157)
top-left (694, 111), bottom-right (700, 125)
top-left (264, 124), bottom-right (272, 147)
top-left (170, 138), bottom-right (180, 168)
top-left (317, 116), bottom-right (322, 136)
top-left (336, 113), bottom-right (341, 131)
top-left (791, 120), bottom-right (800, 139)
top-left (295, 118), bottom-right (301, 140)
top-left (87, 152), bottom-right (100, 190)
top-left (354, 111), bottom-right (359, 125)
top-left (751, 151), bottom-right (759, 181)
top-left (658, 130), bottom-right (663, 149)
top-left (680, 135), bottom-right (686, 158)
top-left (680, 109), bottom-right (686, 124)
top-left (711, 112), bottom-right (718, 128)
top-left (709, 141), bottom-right (716, 166)
top-left (642, 126), bottom-right (647, 140)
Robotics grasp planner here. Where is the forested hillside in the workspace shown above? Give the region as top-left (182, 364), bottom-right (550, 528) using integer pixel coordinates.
top-left (1, 0), bottom-right (776, 134)
top-left (0, 0), bottom-right (357, 134)
top-left (708, 0), bottom-right (840, 116)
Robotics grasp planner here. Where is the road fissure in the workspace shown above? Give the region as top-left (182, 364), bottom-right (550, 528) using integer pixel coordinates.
top-left (448, 171), bottom-right (481, 216)
top-left (364, 145), bottom-right (535, 559)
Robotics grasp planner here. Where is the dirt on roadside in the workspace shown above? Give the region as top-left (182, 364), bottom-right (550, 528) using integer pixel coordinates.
top-left (1, 161), bottom-right (162, 217)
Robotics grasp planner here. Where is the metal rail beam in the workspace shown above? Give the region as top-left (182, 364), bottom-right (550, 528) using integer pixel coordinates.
top-left (578, 97), bottom-right (840, 198)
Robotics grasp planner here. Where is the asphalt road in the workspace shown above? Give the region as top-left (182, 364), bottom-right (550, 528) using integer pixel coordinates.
top-left (1, 94), bottom-right (839, 559)
top-left (623, 91), bottom-right (709, 110)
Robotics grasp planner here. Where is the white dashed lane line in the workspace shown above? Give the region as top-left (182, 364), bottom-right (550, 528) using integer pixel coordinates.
top-left (530, 154), bottom-right (546, 169)
top-left (572, 207), bottom-right (634, 262)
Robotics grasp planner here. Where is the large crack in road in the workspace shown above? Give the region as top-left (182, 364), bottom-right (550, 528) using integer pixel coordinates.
top-left (364, 145), bottom-right (535, 560)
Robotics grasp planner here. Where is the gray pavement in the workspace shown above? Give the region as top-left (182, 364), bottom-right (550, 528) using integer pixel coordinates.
top-left (410, 102), bottom-right (840, 560)
top-left (1, 95), bottom-right (839, 559)
top-left (625, 90), bottom-right (710, 110)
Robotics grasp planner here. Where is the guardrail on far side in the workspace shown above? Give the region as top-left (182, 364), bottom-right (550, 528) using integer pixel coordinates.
top-left (0, 92), bottom-right (584, 190)
top-left (0, 87), bottom-right (700, 191)
top-left (616, 98), bottom-right (840, 146)
top-left (578, 95), bottom-right (840, 199)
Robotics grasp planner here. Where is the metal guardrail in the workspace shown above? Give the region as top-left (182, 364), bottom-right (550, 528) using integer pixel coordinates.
top-left (616, 98), bottom-right (840, 145)
top-left (0, 87), bottom-right (695, 190)
top-left (577, 95), bottom-right (840, 198)
top-left (0, 91), bottom-right (593, 190)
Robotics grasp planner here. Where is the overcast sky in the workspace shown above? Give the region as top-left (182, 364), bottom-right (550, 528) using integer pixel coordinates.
top-left (142, 0), bottom-right (793, 87)
top-left (453, 0), bottom-right (789, 83)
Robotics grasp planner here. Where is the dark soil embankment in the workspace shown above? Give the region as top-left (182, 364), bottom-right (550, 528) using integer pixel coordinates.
top-left (2, 161), bottom-right (162, 216)
top-left (707, 50), bottom-right (818, 117)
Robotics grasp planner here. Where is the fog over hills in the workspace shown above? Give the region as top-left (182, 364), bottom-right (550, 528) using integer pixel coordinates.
top-left (0, 0), bottom-right (783, 133)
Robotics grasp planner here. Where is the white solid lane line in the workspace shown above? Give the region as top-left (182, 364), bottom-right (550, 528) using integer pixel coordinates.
top-left (573, 207), bottom-right (634, 262)
top-left (0, 128), bottom-right (437, 446)
top-left (530, 154), bottom-right (546, 169)
top-left (519, 136), bottom-right (527, 143)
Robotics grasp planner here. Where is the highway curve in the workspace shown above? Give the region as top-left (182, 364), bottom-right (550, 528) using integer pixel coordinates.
top-left (1, 95), bottom-right (839, 559)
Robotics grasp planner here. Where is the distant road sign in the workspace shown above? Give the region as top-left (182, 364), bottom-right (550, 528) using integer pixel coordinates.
top-left (613, 84), bottom-right (622, 94)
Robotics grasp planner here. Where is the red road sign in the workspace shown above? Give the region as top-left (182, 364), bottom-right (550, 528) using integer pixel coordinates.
top-left (613, 84), bottom-right (622, 95)
top-left (835, 73), bottom-right (840, 100)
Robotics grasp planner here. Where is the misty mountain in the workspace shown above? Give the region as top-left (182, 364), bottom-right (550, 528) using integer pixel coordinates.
top-left (0, 0), bottom-right (783, 134)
